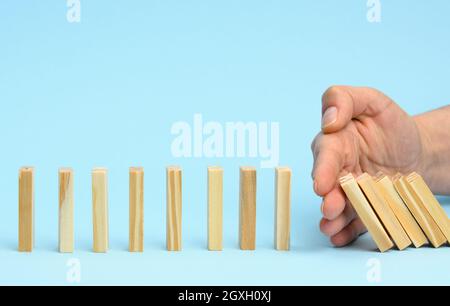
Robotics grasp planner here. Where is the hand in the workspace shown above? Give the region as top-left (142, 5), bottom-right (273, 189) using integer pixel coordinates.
top-left (311, 86), bottom-right (427, 247)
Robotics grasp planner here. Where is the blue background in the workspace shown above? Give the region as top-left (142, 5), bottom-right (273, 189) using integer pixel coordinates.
top-left (0, 0), bottom-right (449, 285)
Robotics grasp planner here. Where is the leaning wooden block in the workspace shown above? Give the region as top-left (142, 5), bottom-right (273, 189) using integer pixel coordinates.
top-left (393, 174), bottom-right (446, 248)
top-left (406, 173), bottom-right (450, 244)
top-left (129, 167), bottom-right (144, 252)
top-left (59, 168), bottom-right (74, 253)
top-left (357, 173), bottom-right (411, 250)
top-left (375, 173), bottom-right (428, 248)
top-left (339, 174), bottom-right (393, 252)
top-left (19, 167), bottom-right (34, 252)
top-left (208, 166), bottom-right (223, 251)
top-left (239, 167), bottom-right (257, 250)
top-left (167, 166), bottom-right (182, 251)
top-left (275, 167), bottom-right (291, 251)
top-left (92, 168), bottom-right (109, 253)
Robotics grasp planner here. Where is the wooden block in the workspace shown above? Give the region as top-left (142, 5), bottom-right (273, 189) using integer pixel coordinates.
top-left (18, 167), bottom-right (34, 252)
top-left (406, 172), bottom-right (450, 244)
top-left (59, 168), bottom-right (74, 253)
top-left (239, 167), bottom-right (257, 250)
top-left (339, 174), bottom-right (393, 252)
top-left (167, 166), bottom-right (182, 251)
top-left (375, 173), bottom-right (428, 248)
top-left (129, 167), bottom-right (144, 252)
top-left (92, 168), bottom-right (109, 253)
top-left (208, 166), bottom-right (223, 251)
top-left (393, 174), bottom-right (446, 248)
top-left (274, 167), bottom-right (291, 251)
top-left (356, 173), bottom-right (411, 250)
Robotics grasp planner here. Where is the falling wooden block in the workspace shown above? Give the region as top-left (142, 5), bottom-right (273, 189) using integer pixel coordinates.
top-left (18, 167), bottom-right (34, 252)
top-left (167, 166), bottom-right (182, 251)
top-left (393, 174), bottom-right (446, 248)
top-left (239, 167), bottom-right (257, 250)
top-left (208, 166), bottom-right (223, 251)
top-left (406, 173), bottom-right (450, 244)
top-left (357, 173), bottom-right (411, 250)
top-left (339, 174), bottom-right (393, 252)
top-left (129, 167), bottom-right (144, 252)
top-left (92, 168), bottom-right (109, 253)
top-left (375, 173), bottom-right (428, 248)
top-left (274, 167), bottom-right (291, 251)
top-left (59, 168), bottom-right (74, 253)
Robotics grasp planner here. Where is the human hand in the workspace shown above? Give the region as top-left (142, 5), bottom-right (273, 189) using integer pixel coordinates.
top-left (311, 86), bottom-right (427, 246)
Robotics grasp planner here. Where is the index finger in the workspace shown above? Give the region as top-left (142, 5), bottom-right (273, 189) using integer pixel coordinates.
top-left (312, 133), bottom-right (345, 196)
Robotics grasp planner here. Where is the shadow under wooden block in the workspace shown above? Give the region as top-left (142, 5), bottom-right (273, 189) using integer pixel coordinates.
top-left (339, 173), bottom-right (393, 253)
top-left (167, 166), bottom-right (182, 251)
top-left (239, 167), bottom-right (257, 251)
top-left (208, 166), bottom-right (223, 251)
top-left (92, 168), bottom-right (109, 253)
top-left (275, 167), bottom-right (291, 251)
top-left (59, 168), bottom-right (74, 253)
top-left (129, 167), bottom-right (144, 252)
top-left (406, 173), bottom-right (450, 244)
top-left (375, 173), bottom-right (428, 248)
top-left (393, 174), bottom-right (446, 248)
top-left (19, 167), bottom-right (34, 252)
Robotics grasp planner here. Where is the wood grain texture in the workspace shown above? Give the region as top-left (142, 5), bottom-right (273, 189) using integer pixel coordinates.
top-left (339, 174), bottom-right (393, 252)
top-left (239, 167), bottom-right (257, 250)
top-left (59, 168), bottom-right (74, 253)
top-left (129, 167), bottom-right (144, 252)
top-left (393, 174), bottom-right (446, 248)
top-left (167, 166), bottom-right (182, 251)
top-left (208, 166), bottom-right (223, 251)
top-left (375, 173), bottom-right (428, 248)
top-left (275, 167), bottom-right (291, 251)
top-left (406, 173), bottom-right (450, 244)
top-left (19, 167), bottom-right (34, 252)
top-left (92, 168), bottom-right (109, 253)
top-left (357, 173), bottom-right (411, 250)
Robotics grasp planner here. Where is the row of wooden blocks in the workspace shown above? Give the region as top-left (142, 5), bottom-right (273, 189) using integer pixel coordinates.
top-left (340, 172), bottom-right (450, 252)
top-left (18, 166), bottom-right (292, 253)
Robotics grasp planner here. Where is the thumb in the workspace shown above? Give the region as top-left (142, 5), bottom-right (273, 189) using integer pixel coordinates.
top-left (321, 86), bottom-right (391, 134)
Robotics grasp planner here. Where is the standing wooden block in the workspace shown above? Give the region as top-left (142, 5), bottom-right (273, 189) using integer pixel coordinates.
top-left (59, 168), bottom-right (74, 253)
top-left (208, 166), bottom-right (223, 251)
top-left (393, 175), bottom-right (446, 248)
top-left (129, 167), bottom-right (144, 252)
top-left (406, 173), bottom-right (450, 244)
top-left (239, 167), bottom-right (257, 250)
top-left (274, 167), bottom-right (291, 251)
top-left (19, 167), bottom-right (34, 252)
top-left (92, 168), bottom-right (109, 253)
top-left (375, 173), bottom-right (428, 248)
top-left (357, 173), bottom-right (412, 250)
top-left (339, 173), bottom-right (393, 252)
top-left (167, 166), bottom-right (182, 251)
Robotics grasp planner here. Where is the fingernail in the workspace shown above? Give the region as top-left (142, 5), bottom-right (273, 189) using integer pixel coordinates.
top-left (314, 180), bottom-right (319, 194)
top-left (320, 201), bottom-right (325, 215)
top-left (322, 106), bottom-right (338, 129)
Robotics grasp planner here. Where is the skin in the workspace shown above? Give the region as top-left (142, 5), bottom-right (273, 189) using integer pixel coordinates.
top-left (311, 86), bottom-right (450, 247)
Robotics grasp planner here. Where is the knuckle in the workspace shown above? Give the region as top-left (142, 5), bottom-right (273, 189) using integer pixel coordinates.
top-left (313, 133), bottom-right (341, 157)
top-left (322, 85), bottom-right (345, 103)
top-left (311, 133), bottom-right (323, 153)
top-left (319, 219), bottom-right (329, 235)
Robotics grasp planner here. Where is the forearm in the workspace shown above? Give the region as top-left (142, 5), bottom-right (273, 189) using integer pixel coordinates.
top-left (414, 105), bottom-right (450, 195)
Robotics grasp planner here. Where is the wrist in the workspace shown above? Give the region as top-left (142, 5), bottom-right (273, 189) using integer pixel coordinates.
top-left (413, 114), bottom-right (444, 193)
